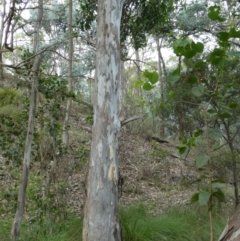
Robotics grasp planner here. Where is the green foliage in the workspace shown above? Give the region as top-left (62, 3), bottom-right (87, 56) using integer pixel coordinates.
top-left (208, 5), bottom-right (225, 22)
top-left (168, 6), bottom-right (240, 236)
top-left (0, 88), bottom-right (28, 164)
top-left (77, 145), bottom-right (90, 163)
top-left (173, 38), bottom-right (204, 59)
top-left (78, 0), bottom-right (174, 49)
top-left (196, 155), bottom-right (210, 168)
top-left (134, 70), bottom-right (159, 91)
top-left (151, 142), bottom-right (169, 161)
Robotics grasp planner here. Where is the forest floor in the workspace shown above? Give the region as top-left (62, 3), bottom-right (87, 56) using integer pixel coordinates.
top-left (0, 119), bottom-right (235, 219)
top-left (67, 126), bottom-right (235, 217)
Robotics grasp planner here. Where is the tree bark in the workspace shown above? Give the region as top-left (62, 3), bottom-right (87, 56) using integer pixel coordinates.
top-left (135, 49), bottom-right (142, 98)
top-left (62, 0), bottom-right (74, 147)
top-left (10, 1), bottom-right (43, 240)
top-left (224, 121), bottom-right (239, 207)
top-left (82, 0), bottom-right (125, 240)
top-left (119, 60), bottom-right (126, 122)
top-left (0, 0), bottom-right (6, 86)
top-left (155, 37), bottom-right (164, 137)
top-left (218, 204), bottom-right (240, 241)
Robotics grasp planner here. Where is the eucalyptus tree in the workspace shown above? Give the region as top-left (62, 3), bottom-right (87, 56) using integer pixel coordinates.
top-left (82, 0), bottom-right (125, 240)
top-left (79, 3), bottom-right (176, 239)
top-left (62, 0), bottom-right (73, 147)
top-left (11, 0), bottom-right (43, 240)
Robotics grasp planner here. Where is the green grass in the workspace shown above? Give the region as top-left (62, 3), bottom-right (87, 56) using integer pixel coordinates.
top-left (120, 204), bottom-right (226, 241)
top-left (0, 204), bottom-right (226, 241)
top-left (0, 217), bottom-right (82, 241)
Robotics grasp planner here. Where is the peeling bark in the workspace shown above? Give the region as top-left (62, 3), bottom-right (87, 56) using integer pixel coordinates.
top-left (82, 0), bottom-right (125, 240)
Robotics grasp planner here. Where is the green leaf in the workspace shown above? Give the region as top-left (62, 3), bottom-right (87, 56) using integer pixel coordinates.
top-left (184, 50), bottom-right (197, 59)
top-left (229, 27), bottom-right (240, 38)
top-left (219, 112), bottom-right (231, 119)
top-left (168, 91), bottom-right (176, 98)
top-left (229, 102), bottom-right (238, 109)
top-left (199, 191), bottom-right (211, 206)
top-left (194, 61), bottom-right (205, 68)
top-left (207, 108), bottom-right (217, 114)
top-left (194, 129), bottom-right (204, 137)
top-left (212, 178), bottom-right (226, 183)
top-left (188, 137), bottom-right (196, 147)
top-left (196, 155), bottom-right (210, 168)
top-left (208, 48), bottom-right (226, 65)
top-left (143, 82), bottom-right (154, 91)
top-left (228, 51), bottom-right (240, 57)
top-left (180, 147), bottom-right (189, 159)
top-left (134, 80), bottom-right (144, 88)
top-left (208, 6), bottom-right (225, 22)
top-left (212, 189), bottom-right (225, 202)
top-left (168, 74), bottom-right (180, 83)
top-left (143, 70), bottom-right (159, 85)
top-left (217, 32), bottom-right (229, 42)
top-left (209, 128), bottom-right (222, 139)
top-left (191, 85), bottom-right (205, 97)
top-left (187, 76), bottom-right (198, 84)
top-left (192, 42), bottom-right (204, 53)
top-left (191, 193), bottom-right (199, 203)
top-left (177, 146), bottom-right (187, 155)
top-left (172, 67), bottom-right (180, 76)
top-left (212, 182), bottom-right (224, 189)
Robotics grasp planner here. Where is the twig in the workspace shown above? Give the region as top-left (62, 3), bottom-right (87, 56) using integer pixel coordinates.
top-left (126, 159), bottom-right (139, 173)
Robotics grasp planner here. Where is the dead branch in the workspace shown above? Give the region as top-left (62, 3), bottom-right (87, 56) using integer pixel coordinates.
top-left (121, 114), bottom-right (145, 127)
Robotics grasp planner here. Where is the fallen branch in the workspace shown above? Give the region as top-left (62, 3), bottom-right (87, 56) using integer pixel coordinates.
top-left (121, 114), bottom-right (145, 127)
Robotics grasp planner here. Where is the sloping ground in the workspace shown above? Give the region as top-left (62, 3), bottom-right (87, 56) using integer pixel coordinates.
top-left (0, 125), bottom-right (235, 218)
top-left (67, 130), bottom-right (200, 215)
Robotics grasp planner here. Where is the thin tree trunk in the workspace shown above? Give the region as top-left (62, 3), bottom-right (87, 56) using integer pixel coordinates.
top-left (119, 60), bottom-right (126, 122)
top-left (0, 0), bottom-right (6, 85)
top-left (62, 0), bottom-right (73, 147)
top-left (224, 121), bottom-right (239, 207)
top-left (135, 49), bottom-right (142, 98)
top-left (10, 1), bottom-right (43, 240)
top-left (156, 37), bottom-right (164, 137)
top-left (82, 0), bottom-right (125, 240)
top-left (177, 106), bottom-right (184, 140)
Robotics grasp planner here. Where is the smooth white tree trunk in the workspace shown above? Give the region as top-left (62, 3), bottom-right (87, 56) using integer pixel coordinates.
top-left (10, 0), bottom-right (43, 240)
top-left (62, 0), bottom-right (73, 147)
top-left (82, 0), bottom-right (125, 240)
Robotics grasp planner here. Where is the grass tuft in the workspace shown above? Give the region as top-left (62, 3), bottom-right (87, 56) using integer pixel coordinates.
top-left (0, 204), bottom-right (226, 241)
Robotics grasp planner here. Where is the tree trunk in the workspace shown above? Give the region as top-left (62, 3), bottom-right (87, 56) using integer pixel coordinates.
top-left (135, 49), bottom-right (142, 98)
top-left (10, 1), bottom-right (43, 240)
top-left (62, 0), bottom-right (73, 147)
top-left (82, 0), bottom-right (125, 240)
top-left (155, 37), bottom-right (164, 137)
top-left (0, 0), bottom-right (6, 86)
top-left (177, 106), bottom-right (184, 140)
top-left (224, 121), bottom-right (239, 207)
top-left (119, 60), bottom-right (126, 122)
top-left (218, 204), bottom-right (240, 241)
